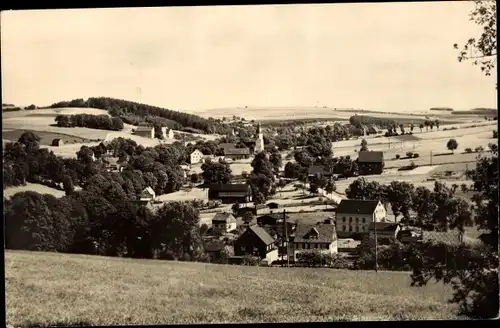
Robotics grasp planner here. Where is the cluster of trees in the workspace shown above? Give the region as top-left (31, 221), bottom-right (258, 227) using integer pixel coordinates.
top-left (3, 132), bottom-right (190, 198)
top-left (55, 114), bottom-right (124, 131)
top-left (4, 191), bottom-right (207, 262)
top-left (49, 97), bottom-right (231, 134)
top-left (345, 178), bottom-right (474, 231)
top-left (201, 159), bottom-right (233, 185)
top-left (349, 115), bottom-right (398, 129)
top-left (249, 152), bottom-right (276, 204)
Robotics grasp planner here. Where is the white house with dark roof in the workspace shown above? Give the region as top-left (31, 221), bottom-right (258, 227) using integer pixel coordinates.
top-left (335, 199), bottom-right (386, 238)
top-left (211, 212), bottom-right (237, 233)
top-left (290, 221), bottom-right (338, 261)
top-left (190, 149), bottom-right (204, 164)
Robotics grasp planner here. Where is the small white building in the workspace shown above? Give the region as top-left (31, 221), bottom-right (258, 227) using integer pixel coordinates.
top-left (190, 149), bottom-right (204, 164)
top-left (211, 212), bottom-right (237, 233)
top-left (139, 187), bottom-right (156, 202)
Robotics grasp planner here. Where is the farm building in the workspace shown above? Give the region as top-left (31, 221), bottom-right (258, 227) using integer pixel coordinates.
top-left (335, 199), bottom-right (386, 238)
top-left (51, 138), bottom-right (64, 146)
top-left (223, 147), bottom-right (250, 160)
top-left (207, 184), bottom-right (253, 204)
top-left (307, 165), bottom-right (334, 180)
top-left (189, 149), bottom-right (204, 164)
top-left (256, 213), bottom-right (290, 227)
top-left (211, 212), bottom-right (237, 233)
top-left (288, 221), bottom-right (338, 262)
top-left (357, 151), bottom-right (384, 175)
top-left (368, 222), bottom-right (401, 242)
top-left (133, 126), bottom-right (154, 139)
top-left (103, 156), bottom-right (124, 172)
top-left (234, 225), bottom-right (278, 264)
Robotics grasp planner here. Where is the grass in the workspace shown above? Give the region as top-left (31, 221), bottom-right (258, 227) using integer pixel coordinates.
top-left (2, 129), bottom-right (90, 146)
top-left (5, 251), bottom-right (460, 326)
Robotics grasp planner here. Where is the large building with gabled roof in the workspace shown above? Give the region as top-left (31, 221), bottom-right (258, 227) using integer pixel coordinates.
top-left (335, 199), bottom-right (386, 238)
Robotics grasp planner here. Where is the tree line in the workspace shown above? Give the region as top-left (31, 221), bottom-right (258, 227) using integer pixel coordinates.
top-left (55, 114), bottom-right (124, 131)
top-left (49, 97), bottom-right (231, 134)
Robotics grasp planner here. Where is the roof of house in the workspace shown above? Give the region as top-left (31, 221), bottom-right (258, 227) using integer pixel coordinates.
top-left (293, 223), bottom-right (336, 243)
top-left (308, 165), bottom-right (332, 175)
top-left (257, 213), bottom-right (290, 221)
top-left (208, 184), bottom-right (250, 193)
top-left (247, 225), bottom-right (275, 245)
top-left (224, 147), bottom-right (250, 155)
top-left (422, 230), bottom-right (463, 245)
top-left (255, 204), bottom-right (268, 210)
top-left (336, 199), bottom-right (380, 215)
top-left (191, 149), bottom-right (203, 155)
top-left (368, 222), bottom-right (400, 232)
top-left (142, 186), bottom-right (155, 195)
top-left (135, 126), bottom-right (154, 132)
top-left (105, 156), bottom-right (120, 166)
top-left (357, 151), bottom-right (384, 163)
top-left (218, 143), bottom-right (237, 149)
top-left (212, 212), bottom-right (236, 223)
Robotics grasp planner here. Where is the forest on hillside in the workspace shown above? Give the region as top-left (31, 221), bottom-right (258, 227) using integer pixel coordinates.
top-left (49, 97), bottom-right (231, 134)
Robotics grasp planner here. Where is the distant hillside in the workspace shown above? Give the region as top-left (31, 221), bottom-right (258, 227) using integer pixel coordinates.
top-left (48, 97), bottom-right (230, 134)
top-left (452, 108), bottom-right (497, 116)
top-left (430, 107), bottom-right (454, 112)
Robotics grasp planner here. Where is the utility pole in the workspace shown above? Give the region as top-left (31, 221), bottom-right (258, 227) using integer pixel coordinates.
top-left (374, 219), bottom-right (378, 272)
top-left (430, 151), bottom-right (432, 166)
top-left (284, 208), bottom-right (290, 268)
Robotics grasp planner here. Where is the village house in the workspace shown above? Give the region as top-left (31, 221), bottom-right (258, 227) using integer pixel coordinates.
top-left (289, 220), bottom-right (338, 262)
top-left (357, 151), bottom-right (385, 175)
top-left (139, 186), bottom-right (156, 202)
top-left (211, 212), bottom-right (237, 233)
top-left (307, 165), bottom-right (333, 181)
top-left (254, 204), bottom-right (269, 216)
top-left (133, 126), bottom-right (155, 139)
top-left (335, 199), bottom-right (386, 238)
top-left (104, 156), bottom-right (124, 172)
top-left (368, 222), bottom-right (401, 242)
top-left (224, 147), bottom-right (250, 160)
top-left (189, 149), bottom-right (204, 164)
top-left (234, 225), bottom-right (278, 265)
top-left (204, 240), bottom-right (233, 263)
top-left (51, 138), bottom-right (64, 147)
top-left (207, 184), bottom-right (253, 204)
top-left (256, 212), bottom-right (290, 227)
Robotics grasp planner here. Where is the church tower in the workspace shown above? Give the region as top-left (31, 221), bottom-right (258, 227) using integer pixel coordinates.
top-left (254, 122), bottom-right (264, 153)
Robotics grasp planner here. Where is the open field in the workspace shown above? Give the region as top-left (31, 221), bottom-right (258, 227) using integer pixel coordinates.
top-left (3, 183), bottom-right (66, 199)
top-left (3, 129), bottom-right (91, 146)
top-left (195, 106), bottom-right (477, 124)
top-left (5, 250), bottom-right (460, 326)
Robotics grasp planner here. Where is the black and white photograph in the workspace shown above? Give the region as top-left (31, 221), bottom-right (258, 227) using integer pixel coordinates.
top-left (2, 1), bottom-right (498, 325)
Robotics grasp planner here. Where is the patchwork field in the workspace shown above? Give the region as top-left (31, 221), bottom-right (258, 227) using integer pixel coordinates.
top-left (5, 250), bottom-right (460, 326)
top-left (195, 106), bottom-right (479, 124)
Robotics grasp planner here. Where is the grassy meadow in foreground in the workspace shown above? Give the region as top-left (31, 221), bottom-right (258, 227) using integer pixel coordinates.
top-left (6, 251), bottom-right (460, 326)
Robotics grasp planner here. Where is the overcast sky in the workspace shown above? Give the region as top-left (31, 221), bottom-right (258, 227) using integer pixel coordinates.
top-left (1, 2), bottom-right (497, 112)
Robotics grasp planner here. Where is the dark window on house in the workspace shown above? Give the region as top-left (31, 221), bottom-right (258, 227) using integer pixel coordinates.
top-left (362, 218), bottom-right (366, 223)
top-left (315, 244), bottom-right (319, 249)
top-left (349, 217), bottom-right (352, 222)
top-left (356, 226), bottom-right (359, 232)
top-left (349, 226), bottom-right (353, 232)
top-left (355, 217), bottom-right (359, 223)
top-left (342, 217), bottom-right (346, 222)
top-left (342, 225), bottom-right (346, 231)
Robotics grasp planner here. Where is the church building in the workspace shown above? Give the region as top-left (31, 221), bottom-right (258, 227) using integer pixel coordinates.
top-left (254, 123), bottom-right (265, 153)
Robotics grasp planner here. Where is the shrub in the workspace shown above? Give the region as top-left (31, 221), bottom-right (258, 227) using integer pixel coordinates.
top-left (413, 153), bottom-right (419, 158)
top-left (475, 146), bottom-right (484, 153)
top-left (395, 154), bottom-right (400, 159)
top-left (406, 152), bottom-right (413, 158)
top-left (465, 148), bottom-right (473, 153)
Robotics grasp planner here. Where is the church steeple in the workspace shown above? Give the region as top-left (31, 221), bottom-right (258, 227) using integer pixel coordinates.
top-left (256, 122), bottom-right (261, 135)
